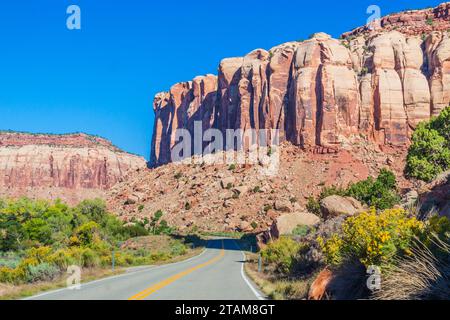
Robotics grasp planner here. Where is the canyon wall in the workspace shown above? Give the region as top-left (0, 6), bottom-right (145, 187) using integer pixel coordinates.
top-left (0, 133), bottom-right (147, 194)
top-left (151, 2), bottom-right (450, 167)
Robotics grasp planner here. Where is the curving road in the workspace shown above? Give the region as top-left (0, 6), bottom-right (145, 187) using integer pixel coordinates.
top-left (26, 239), bottom-right (264, 300)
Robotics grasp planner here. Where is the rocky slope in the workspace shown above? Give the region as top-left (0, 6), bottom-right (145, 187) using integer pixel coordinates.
top-left (108, 140), bottom-right (410, 233)
top-left (151, 2), bottom-right (450, 167)
top-left (0, 132), bottom-right (147, 204)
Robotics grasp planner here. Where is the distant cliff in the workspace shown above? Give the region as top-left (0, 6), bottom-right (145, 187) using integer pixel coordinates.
top-left (0, 132), bottom-right (146, 202)
top-left (151, 2), bottom-right (450, 167)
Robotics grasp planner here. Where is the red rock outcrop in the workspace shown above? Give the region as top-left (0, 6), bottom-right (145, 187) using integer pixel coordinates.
top-left (151, 3), bottom-right (450, 166)
top-left (0, 132), bottom-right (147, 195)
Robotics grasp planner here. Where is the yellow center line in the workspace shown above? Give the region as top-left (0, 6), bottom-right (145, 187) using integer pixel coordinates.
top-left (128, 240), bottom-right (225, 300)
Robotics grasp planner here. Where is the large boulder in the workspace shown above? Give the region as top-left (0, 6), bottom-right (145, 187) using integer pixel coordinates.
top-left (320, 195), bottom-right (364, 219)
top-left (274, 199), bottom-right (293, 213)
top-left (419, 170), bottom-right (450, 219)
top-left (270, 212), bottom-right (321, 238)
top-left (308, 269), bottom-right (333, 300)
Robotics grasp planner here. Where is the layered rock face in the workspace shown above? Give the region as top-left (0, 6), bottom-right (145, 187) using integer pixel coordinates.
top-left (151, 3), bottom-right (450, 166)
top-left (0, 132), bottom-right (147, 191)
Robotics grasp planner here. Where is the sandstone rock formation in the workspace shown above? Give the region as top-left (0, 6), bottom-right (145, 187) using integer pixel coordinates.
top-left (151, 3), bottom-right (450, 167)
top-left (0, 132), bottom-right (147, 203)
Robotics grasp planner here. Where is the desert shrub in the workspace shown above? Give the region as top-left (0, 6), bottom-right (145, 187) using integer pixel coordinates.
top-left (0, 252), bottom-right (21, 269)
top-left (319, 186), bottom-right (347, 200)
top-left (81, 248), bottom-right (101, 268)
top-left (308, 169), bottom-right (400, 212)
top-left (23, 218), bottom-right (52, 245)
top-left (25, 263), bottom-right (60, 283)
top-left (48, 249), bottom-right (77, 269)
top-left (261, 237), bottom-right (307, 274)
top-left (292, 225), bottom-right (313, 237)
top-left (306, 197), bottom-right (321, 216)
top-left (123, 224), bottom-right (149, 238)
top-left (346, 169), bottom-right (400, 210)
top-left (405, 107), bottom-right (450, 182)
top-left (158, 220), bottom-right (175, 235)
top-left (374, 237), bottom-right (450, 300)
top-left (74, 222), bottom-right (100, 246)
top-left (26, 246), bottom-right (53, 264)
top-left (170, 242), bottom-right (187, 256)
top-left (0, 266), bottom-right (26, 284)
top-left (423, 216), bottom-right (450, 242)
top-left (319, 208), bottom-right (424, 267)
top-left (76, 199), bottom-right (108, 224)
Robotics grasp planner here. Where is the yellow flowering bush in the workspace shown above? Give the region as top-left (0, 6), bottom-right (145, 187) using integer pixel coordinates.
top-left (319, 208), bottom-right (424, 267)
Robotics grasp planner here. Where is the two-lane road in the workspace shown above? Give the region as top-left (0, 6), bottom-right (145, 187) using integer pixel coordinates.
top-left (26, 239), bottom-right (264, 300)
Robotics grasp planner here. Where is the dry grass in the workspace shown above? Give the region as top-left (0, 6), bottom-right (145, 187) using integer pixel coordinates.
top-left (374, 237), bottom-right (450, 300)
top-left (244, 252), bottom-right (312, 300)
top-left (0, 245), bottom-right (204, 300)
top-left (0, 268), bottom-right (122, 300)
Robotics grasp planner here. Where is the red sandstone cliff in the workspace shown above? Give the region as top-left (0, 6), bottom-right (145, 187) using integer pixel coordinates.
top-left (0, 132), bottom-right (147, 202)
top-left (151, 2), bottom-right (450, 166)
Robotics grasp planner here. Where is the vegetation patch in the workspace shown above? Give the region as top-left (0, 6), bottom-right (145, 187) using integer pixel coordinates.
top-left (405, 106), bottom-right (450, 182)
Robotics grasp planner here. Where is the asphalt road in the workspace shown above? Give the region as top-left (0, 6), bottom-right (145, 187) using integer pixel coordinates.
top-left (26, 239), bottom-right (264, 300)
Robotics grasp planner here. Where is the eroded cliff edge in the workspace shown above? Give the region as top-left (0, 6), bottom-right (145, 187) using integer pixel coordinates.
top-left (0, 132), bottom-right (147, 203)
top-left (151, 3), bottom-right (450, 167)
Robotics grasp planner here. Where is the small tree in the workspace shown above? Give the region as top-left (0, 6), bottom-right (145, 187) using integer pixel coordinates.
top-left (405, 107), bottom-right (450, 182)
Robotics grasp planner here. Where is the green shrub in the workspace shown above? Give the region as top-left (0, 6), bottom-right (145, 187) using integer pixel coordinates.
top-left (306, 197), bottom-right (321, 215)
top-left (292, 225), bottom-right (313, 237)
top-left (123, 224), bottom-right (149, 238)
top-left (170, 242), bottom-right (187, 256)
top-left (346, 169), bottom-right (400, 210)
top-left (261, 237), bottom-right (306, 274)
top-left (309, 169), bottom-right (400, 211)
top-left (25, 263), bottom-right (60, 283)
top-left (405, 107), bottom-right (450, 182)
top-left (81, 248), bottom-right (101, 268)
top-left (0, 252), bottom-right (21, 269)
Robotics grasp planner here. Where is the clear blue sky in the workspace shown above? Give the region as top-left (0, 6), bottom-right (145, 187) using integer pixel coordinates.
top-left (0, 0), bottom-right (442, 159)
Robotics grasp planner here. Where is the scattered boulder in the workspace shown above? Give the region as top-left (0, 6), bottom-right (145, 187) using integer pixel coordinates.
top-left (320, 195), bottom-right (364, 219)
top-left (274, 199), bottom-right (292, 213)
top-left (419, 170), bottom-right (450, 219)
top-left (124, 194), bottom-right (139, 205)
top-left (233, 185), bottom-right (249, 196)
top-left (270, 212), bottom-right (321, 238)
top-left (238, 221), bottom-right (252, 232)
top-left (220, 176), bottom-right (236, 189)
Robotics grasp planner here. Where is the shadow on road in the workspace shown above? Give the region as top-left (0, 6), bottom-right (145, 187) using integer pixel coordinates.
top-left (171, 233), bottom-right (257, 253)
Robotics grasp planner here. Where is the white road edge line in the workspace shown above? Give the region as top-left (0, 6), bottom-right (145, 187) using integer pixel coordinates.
top-left (23, 247), bottom-right (208, 300)
top-left (233, 240), bottom-right (265, 300)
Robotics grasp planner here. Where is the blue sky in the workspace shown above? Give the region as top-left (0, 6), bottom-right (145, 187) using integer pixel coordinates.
top-left (0, 0), bottom-right (442, 159)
